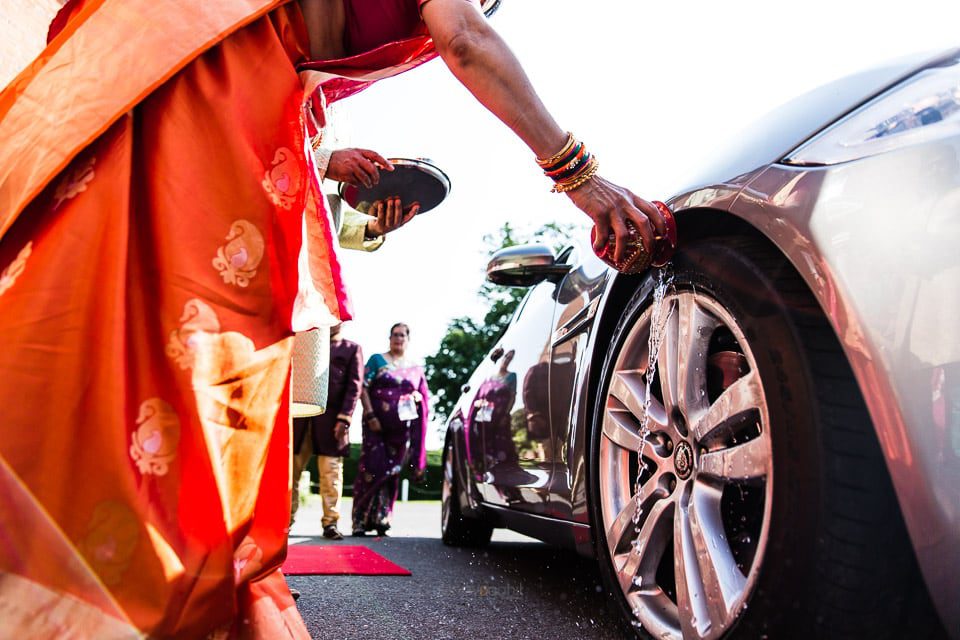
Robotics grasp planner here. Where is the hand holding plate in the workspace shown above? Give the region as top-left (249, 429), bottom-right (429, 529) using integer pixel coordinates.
top-left (366, 198), bottom-right (420, 237)
top-left (327, 148), bottom-right (394, 188)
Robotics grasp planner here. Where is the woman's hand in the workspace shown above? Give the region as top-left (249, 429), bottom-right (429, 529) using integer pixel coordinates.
top-left (365, 197), bottom-right (419, 237)
top-left (565, 175), bottom-right (668, 263)
top-left (326, 148), bottom-right (393, 188)
top-left (412, 468), bottom-right (426, 484)
top-left (365, 413), bottom-right (382, 433)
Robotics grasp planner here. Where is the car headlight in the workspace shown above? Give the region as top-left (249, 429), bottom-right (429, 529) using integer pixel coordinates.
top-left (784, 54), bottom-right (960, 166)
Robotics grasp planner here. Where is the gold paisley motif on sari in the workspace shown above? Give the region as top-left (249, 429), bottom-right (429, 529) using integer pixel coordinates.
top-left (129, 398), bottom-right (181, 477)
top-left (78, 501), bottom-right (140, 586)
top-left (52, 156), bottom-right (96, 210)
top-left (166, 299), bottom-right (222, 370)
top-left (233, 536), bottom-right (264, 585)
top-left (0, 241), bottom-right (32, 296)
top-left (212, 220), bottom-right (265, 287)
top-left (261, 146), bottom-right (303, 210)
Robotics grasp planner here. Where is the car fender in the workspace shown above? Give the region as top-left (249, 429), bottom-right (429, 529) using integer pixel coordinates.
top-left (669, 156), bottom-right (960, 632)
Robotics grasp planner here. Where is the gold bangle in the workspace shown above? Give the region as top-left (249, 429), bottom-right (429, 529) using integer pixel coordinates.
top-left (536, 132), bottom-right (575, 168)
top-left (552, 155), bottom-right (598, 190)
top-left (552, 157), bottom-right (600, 193)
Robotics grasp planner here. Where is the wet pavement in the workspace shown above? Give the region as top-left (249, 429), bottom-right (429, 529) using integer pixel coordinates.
top-left (287, 497), bottom-right (628, 639)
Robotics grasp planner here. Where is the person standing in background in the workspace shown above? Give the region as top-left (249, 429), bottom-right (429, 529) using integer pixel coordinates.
top-left (291, 322), bottom-right (363, 540)
top-left (353, 322), bottom-right (430, 536)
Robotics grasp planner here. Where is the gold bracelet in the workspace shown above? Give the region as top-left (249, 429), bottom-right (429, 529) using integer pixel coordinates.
top-left (552, 157), bottom-right (600, 193)
top-left (552, 155), bottom-right (598, 190)
top-left (536, 132), bottom-right (575, 168)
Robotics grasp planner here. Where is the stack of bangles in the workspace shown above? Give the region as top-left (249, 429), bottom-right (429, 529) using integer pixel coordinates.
top-left (536, 132), bottom-right (600, 193)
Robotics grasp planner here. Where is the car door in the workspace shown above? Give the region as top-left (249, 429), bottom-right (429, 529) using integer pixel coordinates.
top-left (475, 279), bottom-right (558, 514)
top-left (544, 245), bottom-right (611, 522)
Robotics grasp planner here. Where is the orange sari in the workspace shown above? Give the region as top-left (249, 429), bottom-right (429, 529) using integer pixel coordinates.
top-left (0, 1), bottom-right (343, 637)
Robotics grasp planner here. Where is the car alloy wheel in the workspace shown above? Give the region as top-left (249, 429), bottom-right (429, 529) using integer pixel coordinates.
top-left (589, 237), bottom-right (933, 640)
top-left (441, 433), bottom-right (493, 547)
top-left (598, 288), bottom-right (772, 640)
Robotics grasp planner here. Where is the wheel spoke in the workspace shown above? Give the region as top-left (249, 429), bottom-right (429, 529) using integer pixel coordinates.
top-left (607, 492), bottom-right (639, 557)
top-left (608, 370), bottom-right (669, 432)
top-left (602, 408), bottom-right (643, 452)
top-left (657, 300), bottom-right (681, 414)
top-left (691, 370), bottom-right (763, 444)
top-left (676, 294), bottom-right (717, 419)
top-left (674, 487), bottom-right (710, 639)
top-left (659, 295), bottom-right (717, 418)
top-left (689, 481), bottom-right (747, 629)
top-left (617, 497), bottom-right (673, 594)
top-left (607, 467), bottom-right (667, 553)
top-left (608, 370), bottom-right (647, 418)
top-left (699, 435), bottom-right (770, 482)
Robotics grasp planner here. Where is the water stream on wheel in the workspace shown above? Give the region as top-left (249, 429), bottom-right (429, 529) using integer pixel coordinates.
top-left (629, 266), bottom-right (674, 597)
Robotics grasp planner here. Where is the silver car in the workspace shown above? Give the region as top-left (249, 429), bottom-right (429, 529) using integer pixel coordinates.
top-left (441, 48), bottom-right (959, 639)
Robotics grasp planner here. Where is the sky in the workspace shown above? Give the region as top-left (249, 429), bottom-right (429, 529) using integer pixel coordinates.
top-left (331, 0), bottom-right (960, 380)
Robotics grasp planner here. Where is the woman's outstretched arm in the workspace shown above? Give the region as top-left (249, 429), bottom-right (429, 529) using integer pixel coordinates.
top-left (420, 0), bottom-right (667, 262)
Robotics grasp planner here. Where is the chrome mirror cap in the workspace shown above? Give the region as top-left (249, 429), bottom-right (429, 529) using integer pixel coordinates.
top-left (486, 243), bottom-right (570, 287)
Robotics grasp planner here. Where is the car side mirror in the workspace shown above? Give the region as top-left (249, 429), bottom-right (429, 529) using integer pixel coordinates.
top-left (486, 243), bottom-right (571, 287)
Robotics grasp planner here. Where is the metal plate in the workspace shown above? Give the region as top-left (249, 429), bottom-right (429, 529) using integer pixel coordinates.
top-left (338, 158), bottom-right (451, 215)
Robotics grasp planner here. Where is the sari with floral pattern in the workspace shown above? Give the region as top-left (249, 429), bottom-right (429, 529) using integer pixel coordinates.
top-left (0, 0), bottom-right (447, 636)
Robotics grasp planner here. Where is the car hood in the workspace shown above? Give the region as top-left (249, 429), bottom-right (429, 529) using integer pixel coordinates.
top-left (675, 49), bottom-right (950, 193)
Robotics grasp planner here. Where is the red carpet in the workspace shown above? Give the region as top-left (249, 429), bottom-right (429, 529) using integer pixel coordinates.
top-left (281, 544), bottom-right (411, 576)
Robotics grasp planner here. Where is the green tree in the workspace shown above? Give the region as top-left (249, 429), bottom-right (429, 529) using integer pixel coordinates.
top-left (425, 221), bottom-right (579, 422)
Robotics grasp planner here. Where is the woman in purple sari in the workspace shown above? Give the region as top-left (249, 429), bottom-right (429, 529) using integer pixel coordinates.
top-left (353, 322), bottom-right (430, 535)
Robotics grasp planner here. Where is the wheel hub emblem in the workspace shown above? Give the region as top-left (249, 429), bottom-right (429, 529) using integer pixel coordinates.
top-left (674, 441), bottom-right (694, 479)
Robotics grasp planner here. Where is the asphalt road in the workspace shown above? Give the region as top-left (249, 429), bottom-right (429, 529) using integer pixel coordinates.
top-left (287, 497), bottom-right (629, 640)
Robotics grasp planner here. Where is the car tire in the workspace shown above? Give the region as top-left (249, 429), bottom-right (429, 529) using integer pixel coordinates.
top-left (588, 236), bottom-right (927, 640)
top-left (441, 435), bottom-right (493, 547)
